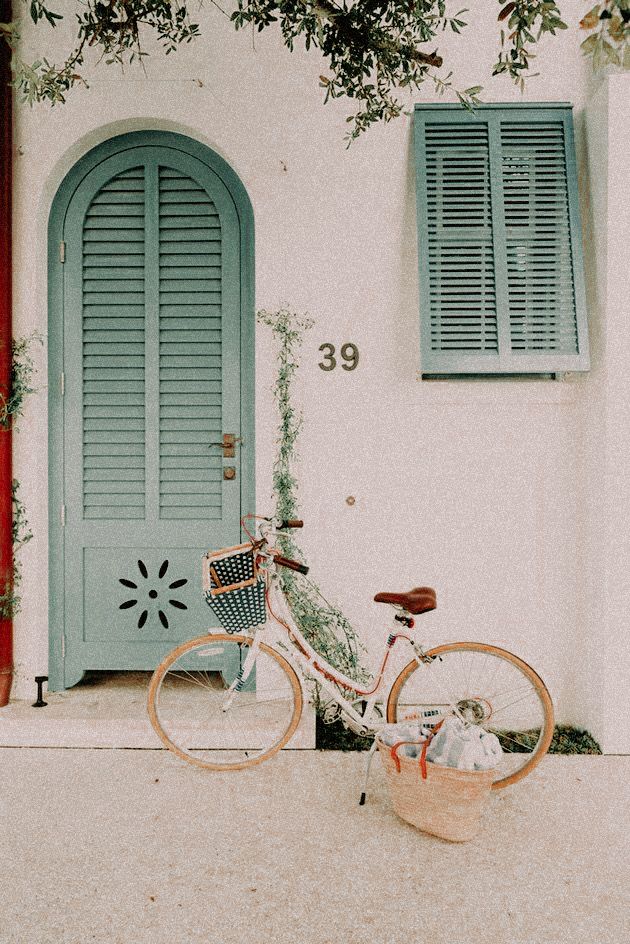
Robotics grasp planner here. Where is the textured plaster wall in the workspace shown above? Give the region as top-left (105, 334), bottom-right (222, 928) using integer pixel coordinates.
top-left (581, 75), bottom-right (630, 752)
top-left (602, 76), bottom-right (630, 752)
top-left (9, 4), bottom-right (625, 749)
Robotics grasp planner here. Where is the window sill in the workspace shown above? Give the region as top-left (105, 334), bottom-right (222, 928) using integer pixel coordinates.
top-left (416, 371), bottom-right (582, 405)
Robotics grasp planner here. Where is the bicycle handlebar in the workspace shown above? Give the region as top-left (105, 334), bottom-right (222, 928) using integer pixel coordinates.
top-left (278, 519), bottom-right (304, 530)
top-left (273, 554), bottom-right (309, 576)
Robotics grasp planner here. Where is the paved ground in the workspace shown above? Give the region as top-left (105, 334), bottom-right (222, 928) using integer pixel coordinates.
top-left (0, 750), bottom-right (628, 944)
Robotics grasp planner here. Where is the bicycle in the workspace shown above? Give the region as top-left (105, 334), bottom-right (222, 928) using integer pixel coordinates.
top-left (147, 515), bottom-right (554, 788)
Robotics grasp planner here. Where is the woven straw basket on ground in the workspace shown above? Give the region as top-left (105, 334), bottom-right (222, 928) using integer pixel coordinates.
top-left (377, 739), bottom-right (495, 842)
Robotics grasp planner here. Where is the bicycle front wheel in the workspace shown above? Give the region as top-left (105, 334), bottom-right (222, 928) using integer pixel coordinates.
top-left (148, 634), bottom-right (303, 771)
top-left (387, 642), bottom-right (554, 789)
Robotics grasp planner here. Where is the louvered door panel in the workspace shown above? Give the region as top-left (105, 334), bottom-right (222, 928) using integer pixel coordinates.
top-left (425, 124), bottom-right (497, 353)
top-left (82, 166), bottom-right (146, 519)
top-left (158, 167), bottom-right (223, 519)
top-left (501, 122), bottom-right (579, 354)
top-left (53, 133), bottom-right (252, 689)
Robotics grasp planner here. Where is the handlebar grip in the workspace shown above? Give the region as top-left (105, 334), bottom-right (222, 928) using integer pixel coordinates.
top-left (274, 554), bottom-right (309, 575)
top-left (278, 519), bottom-right (304, 529)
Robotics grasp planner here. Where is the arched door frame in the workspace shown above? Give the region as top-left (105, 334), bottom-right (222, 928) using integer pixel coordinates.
top-left (47, 130), bottom-right (255, 690)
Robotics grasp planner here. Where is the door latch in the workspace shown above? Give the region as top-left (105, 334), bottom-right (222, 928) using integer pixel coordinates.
top-left (209, 433), bottom-right (243, 458)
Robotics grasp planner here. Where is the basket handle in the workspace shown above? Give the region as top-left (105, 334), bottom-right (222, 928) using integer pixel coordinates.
top-left (388, 719), bottom-right (444, 779)
top-left (389, 739), bottom-right (432, 780)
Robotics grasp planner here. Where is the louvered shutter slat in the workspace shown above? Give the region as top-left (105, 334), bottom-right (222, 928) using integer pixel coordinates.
top-left (158, 167), bottom-right (223, 519)
top-left (501, 121), bottom-right (579, 354)
top-left (84, 307), bottom-right (144, 319)
top-left (82, 166), bottom-right (146, 519)
top-left (424, 124), bottom-right (498, 354)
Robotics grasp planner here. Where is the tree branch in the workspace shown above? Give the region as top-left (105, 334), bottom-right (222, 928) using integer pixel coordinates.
top-left (313, 0), bottom-right (443, 67)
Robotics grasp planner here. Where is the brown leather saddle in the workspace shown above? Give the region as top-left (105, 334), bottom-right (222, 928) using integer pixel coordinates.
top-left (373, 586), bottom-right (436, 615)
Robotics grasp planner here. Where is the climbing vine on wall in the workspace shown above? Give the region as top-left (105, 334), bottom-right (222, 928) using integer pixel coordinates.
top-left (0, 333), bottom-right (41, 620)
top-left (0, 481), bottom-right (33, 620)
top-left (0, 333), bottom-right (41, 429)
top-left (257, 306), bottom-right (368, 705)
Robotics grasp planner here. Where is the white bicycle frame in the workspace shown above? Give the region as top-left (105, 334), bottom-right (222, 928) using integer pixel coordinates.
top-left (221, 523), bottom-right (432, 734)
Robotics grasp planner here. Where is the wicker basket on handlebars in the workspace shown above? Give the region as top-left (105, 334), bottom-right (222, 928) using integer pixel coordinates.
top-left (203, 542), bottom-right (267, 633)
top-left (377, 738), bottom-right (494, 842)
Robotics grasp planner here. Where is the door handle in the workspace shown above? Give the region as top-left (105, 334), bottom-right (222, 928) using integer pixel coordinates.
top-left (209, 434), bottom-right (243, 458)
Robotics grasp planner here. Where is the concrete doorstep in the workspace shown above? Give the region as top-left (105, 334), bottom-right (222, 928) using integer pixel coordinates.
top-left (0, 671), bottom-right (316, 749)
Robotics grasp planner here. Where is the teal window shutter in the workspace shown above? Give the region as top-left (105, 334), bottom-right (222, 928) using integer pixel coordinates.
top-left (414, 104), bottom-right (589, 375)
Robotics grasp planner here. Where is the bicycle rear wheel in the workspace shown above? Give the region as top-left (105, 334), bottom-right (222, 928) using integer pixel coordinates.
top-left (387, 642), bottom-right (554, 789)
top-left (148, 634), bottom-right (303, 771)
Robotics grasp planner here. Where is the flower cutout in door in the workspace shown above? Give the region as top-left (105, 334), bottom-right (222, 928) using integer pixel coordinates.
top-left (119, 559), bottom-right (188, 629)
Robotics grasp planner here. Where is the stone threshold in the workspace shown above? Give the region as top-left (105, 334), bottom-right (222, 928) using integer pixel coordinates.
top-left (0, 671), bottom-right (316, 749)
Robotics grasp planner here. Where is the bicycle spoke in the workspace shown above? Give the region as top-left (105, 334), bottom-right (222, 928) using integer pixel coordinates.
top-left (490, 688), bottom-right (541, 716)
top-left (454, 652), bottom-right (468, 700)
top-left (425, 658), bottom-right (460, 710)
top-left (478, 653), bottom-right (503, 700)
top-left (489, 728), bottom-right (541, 752)
top-left (464, 651), bottom-right (474, 698)
top-left (167, 669), bottom-right (220, 693)
top-left (486, 679), bottom-right (539, 704)
top-left (224, 693), bottom-right (297, 711)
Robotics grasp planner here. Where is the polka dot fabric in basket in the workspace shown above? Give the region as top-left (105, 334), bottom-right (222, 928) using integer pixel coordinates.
top-left (203, 544), bottom-right (267, 633)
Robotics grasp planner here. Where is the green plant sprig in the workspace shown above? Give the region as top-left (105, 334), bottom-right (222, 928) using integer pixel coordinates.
top-left (493, 1), bottom-right (568, 90)
top-left (0, 333), bottom-right (43, 430)
top-left (0, 334), bottom-right (40, 620)
top-left (6, 1), bottom-right (200, 106)
top-left (257, 306), bottom-right (369, 709)
top-left (579, 1), bottom-right (630, 70)
top-left (0, 480), bottom-right (33, 620)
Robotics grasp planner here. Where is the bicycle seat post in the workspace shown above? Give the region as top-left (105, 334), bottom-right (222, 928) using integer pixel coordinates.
top-left (393, 610), bottom-right (415, 630)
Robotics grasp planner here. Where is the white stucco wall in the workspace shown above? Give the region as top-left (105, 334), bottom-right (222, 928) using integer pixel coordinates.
top-left (9, 4), bottom-right (629, 750)
top-left (580, 75), bottom-right (630, 752)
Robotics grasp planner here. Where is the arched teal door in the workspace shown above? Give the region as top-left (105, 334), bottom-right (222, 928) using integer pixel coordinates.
top-left (48, 132), bottom-right (255, 689)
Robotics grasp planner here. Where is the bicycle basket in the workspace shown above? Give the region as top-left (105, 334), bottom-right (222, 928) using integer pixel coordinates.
top-left (202, 542), bottom-right (267, 633)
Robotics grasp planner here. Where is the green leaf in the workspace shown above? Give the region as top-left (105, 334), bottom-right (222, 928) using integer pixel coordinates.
top-left (44, 10), bottom-right (63, 26)
top-left (580, 34), bottom-right (599, 53)
top-left (604, 41), bottom-right (621, 65)
top-left (580, 6), bottom-right (601, 30)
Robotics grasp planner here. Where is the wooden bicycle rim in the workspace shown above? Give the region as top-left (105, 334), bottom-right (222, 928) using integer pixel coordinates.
top-left (147, 633), bottom-right (303, 771)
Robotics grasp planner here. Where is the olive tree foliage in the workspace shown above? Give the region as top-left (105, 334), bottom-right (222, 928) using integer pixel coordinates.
top-left (1, 1), bottom-right (629, 141)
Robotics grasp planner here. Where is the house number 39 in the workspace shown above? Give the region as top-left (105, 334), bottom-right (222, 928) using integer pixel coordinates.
top-left (318, 343), bottom-right (359, 372)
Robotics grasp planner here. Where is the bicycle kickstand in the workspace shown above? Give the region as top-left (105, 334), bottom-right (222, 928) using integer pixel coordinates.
top-left (359, 737), bottom-right (380, 806)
